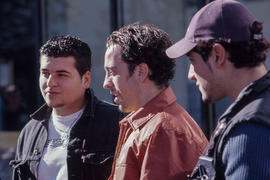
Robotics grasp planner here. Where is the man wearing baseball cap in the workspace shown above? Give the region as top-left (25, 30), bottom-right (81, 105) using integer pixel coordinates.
top-left (166, 0), bottom-right (270, 179)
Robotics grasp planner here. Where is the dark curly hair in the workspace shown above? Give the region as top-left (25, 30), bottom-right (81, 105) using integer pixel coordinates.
top-left (193, 21), bottom-right (270, 68)
top-left (106, 22), bottom-right (175, 89)
top-left (40, 35), bottom-right (91, 77)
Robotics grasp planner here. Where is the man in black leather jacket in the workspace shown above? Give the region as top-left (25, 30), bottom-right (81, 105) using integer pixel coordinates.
top-left (10, 35), bottom-right (122, 180)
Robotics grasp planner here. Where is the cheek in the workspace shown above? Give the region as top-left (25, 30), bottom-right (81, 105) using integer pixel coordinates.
top-left (194, 66), bottom-right (211, 81)
top-left (71, 79), bottom-right (86, 92)
top-left (39, 77), bottom-right (46, 89)
top-left (193, 65), bottom-right (202, 76)
top-left (112, 77), bottom-right (122, 89)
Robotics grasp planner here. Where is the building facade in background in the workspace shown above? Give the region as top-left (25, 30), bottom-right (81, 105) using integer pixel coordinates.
top-left (0, 1), bottom-right (269, 179)
top-left (0, 0), bottom-right (269, 136)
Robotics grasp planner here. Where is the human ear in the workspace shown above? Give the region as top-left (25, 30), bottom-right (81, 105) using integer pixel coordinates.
top-left (82, 71), bottom-right (91, 88)
top-left (212, 43), bottom-right (227, 67)
top-left (134, 63), bottom-right (149, 82)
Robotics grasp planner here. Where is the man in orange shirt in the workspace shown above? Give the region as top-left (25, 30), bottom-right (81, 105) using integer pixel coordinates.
top-left (103, 22), bottom-right (208, 180)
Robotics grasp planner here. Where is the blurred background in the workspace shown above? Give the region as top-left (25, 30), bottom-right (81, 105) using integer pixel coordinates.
top-left (0, 0), bottom-right (269, 179)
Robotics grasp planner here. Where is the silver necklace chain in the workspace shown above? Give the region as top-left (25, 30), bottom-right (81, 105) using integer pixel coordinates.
top-left (46, 110), bottom-right (84, 148)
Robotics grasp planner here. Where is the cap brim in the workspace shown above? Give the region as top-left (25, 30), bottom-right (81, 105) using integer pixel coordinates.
top-left (166, 38), bottom-right (197, 59)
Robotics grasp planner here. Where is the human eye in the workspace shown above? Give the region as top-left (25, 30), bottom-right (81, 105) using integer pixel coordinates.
top-left (58, 73), bottom-right (65, 76)
top-left (41, 71), bottom-right (49, 78)
top-left (57, 73), bottom-right (69, 77)
top-left (56, 70), bottom-right (70, 77)
top-left (107, 69), bottom-right (116, 76)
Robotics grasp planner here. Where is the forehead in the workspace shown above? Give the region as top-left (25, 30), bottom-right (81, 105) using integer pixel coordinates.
top-left (186, 50), bottom-right (196, 58)
top-left (40, 55), bottom-right (76, 70)
top-left (187, 50), bottom-right (204, 61)
top-left (104, 45), bottom-right (125, 67)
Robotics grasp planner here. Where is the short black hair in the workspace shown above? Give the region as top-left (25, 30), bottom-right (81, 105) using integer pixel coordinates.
top-left (40, 35), bottom-right (91, 76)
top-left (106, 22), bottom-right (175, 89)
top-left (193, 21), bottom-right (270, 68)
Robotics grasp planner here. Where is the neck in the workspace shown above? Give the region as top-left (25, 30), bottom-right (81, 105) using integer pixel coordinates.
top-left (138, 81), bottom-right (165, 108)
top-left (227, 64), bottom-right (267, 101)
top-left (53, 98), bottom-right (86, 116)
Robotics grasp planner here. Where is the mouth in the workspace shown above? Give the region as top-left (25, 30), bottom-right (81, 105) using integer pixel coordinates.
top-left (112, 93), bottom-right (121, 105)
top-left (114, 96), bottom-right (120, 104)
top-left (110, 90), bottom-right (119, 96)
top-left (109, 90), bottom-right (121, 104)
top-left (48, 91), bottom-right (58, 94)
top-left (46, 91), bottom-right (60, 96)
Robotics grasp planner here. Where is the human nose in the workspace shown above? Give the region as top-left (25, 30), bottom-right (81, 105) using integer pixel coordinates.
top-left (103, 75), bottom-right (112, 90)
top-left (47, 75), bottom-right (57, 87)
top-left (188, 64), bottom-right (196, 81)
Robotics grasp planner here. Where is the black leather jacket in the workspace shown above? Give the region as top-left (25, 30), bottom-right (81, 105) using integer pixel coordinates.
top-left (10, 90), bottom-right (122, 180)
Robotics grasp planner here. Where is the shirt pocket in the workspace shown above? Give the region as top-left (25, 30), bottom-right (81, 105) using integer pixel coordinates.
top-left (81, 152), bottom-right (114, 179)
top-left (82, 152), bottom-right (114, 165)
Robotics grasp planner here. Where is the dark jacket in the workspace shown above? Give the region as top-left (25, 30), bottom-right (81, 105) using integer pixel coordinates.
top-left (10, 90), bottom-right (123, 180)
top-left (189, 72), bottom-right (270, 180)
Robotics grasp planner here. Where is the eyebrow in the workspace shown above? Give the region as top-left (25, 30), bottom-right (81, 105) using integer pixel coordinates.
top-left (40, 68), bottom-right (71, 74)
top-left (105, 66), bottom-right (117, 71)
top-left (186, 51), bottom-right (193, 57)
top-left (186, 51), bottom-right (196, 59)
top-left (56, 70), bottom-right (70, 74)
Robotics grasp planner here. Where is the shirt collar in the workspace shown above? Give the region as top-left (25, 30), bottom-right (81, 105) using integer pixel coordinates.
top-left (120, 86), bottom-right (177, 130)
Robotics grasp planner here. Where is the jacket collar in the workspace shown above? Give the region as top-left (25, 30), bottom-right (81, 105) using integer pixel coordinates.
top-left (30, 89), bottom-right (96, 123)
top-left (122, 86), bottom-right (177, 130)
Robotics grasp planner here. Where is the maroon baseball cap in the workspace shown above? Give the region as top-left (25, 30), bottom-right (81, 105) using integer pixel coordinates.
top-left (166, 0), bottom-right (257, 59)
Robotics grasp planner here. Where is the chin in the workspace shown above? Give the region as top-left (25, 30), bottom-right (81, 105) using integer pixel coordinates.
top-left (119, 105), bottom-right (132, 113)
top-left (46, 101), bottom-right (62, 108)
top-left (119, 107), bottom-right (128, 113)
top-left (201, 94), bottom-right (213, 104)
top-left (203, 95), bottom-right (219, 104)
top-left (118, 105), bottom-right (125, 113)
top-left (203, 99), bottom-right (213, 104)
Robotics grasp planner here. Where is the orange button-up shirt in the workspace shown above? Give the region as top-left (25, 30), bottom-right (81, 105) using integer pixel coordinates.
top-left (109, 87), bottom-right (208, 180)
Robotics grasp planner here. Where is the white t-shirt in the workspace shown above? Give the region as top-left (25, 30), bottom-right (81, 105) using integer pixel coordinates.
top-left (37, 107), bottom-right (84, 180)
